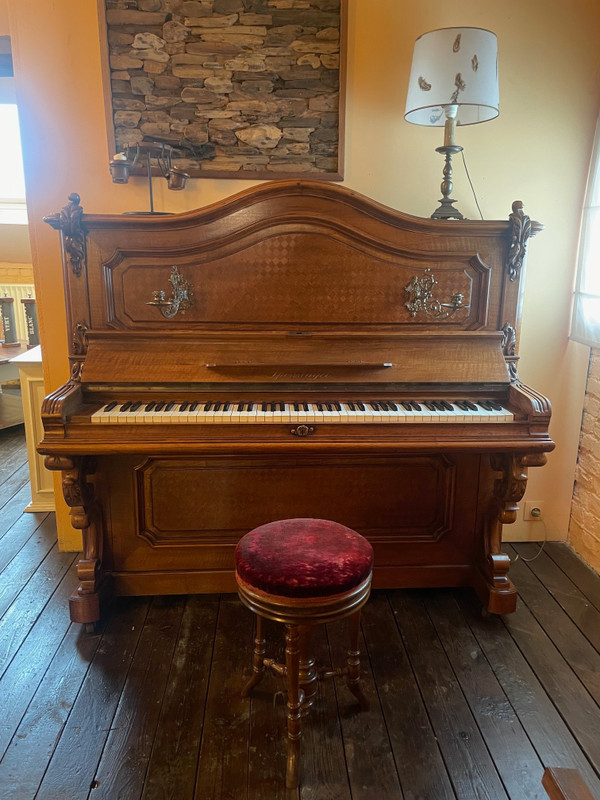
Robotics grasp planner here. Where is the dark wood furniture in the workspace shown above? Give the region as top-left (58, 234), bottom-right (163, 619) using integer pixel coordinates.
top-left (39, 181), bottom-right (554, 625)
top-left (543, 768), bottom-right (596, 800)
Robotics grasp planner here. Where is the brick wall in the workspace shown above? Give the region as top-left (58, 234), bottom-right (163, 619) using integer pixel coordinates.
top-left (569, 349), bottom-right (600, 571)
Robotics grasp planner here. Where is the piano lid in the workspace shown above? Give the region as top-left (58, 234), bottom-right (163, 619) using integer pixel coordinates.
top-left (80, 330), bottom-right (511, 386)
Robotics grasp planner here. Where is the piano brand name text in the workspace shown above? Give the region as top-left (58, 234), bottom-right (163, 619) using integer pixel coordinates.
top-left (272, 371), bottom-right (330, 381)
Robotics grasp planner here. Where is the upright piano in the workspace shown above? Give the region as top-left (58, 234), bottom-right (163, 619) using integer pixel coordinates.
top-left (40, 181), bottom-right (554, 624)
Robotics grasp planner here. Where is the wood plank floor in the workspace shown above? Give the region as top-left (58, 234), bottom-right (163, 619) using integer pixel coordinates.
top-left (1, 425), bottom-right (599, 800)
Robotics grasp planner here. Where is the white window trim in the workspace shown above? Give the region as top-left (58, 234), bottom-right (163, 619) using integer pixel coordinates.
top-left (0, 198), bottom-right (28, 225)
top-left (571, 116), bottom-right (600, 348)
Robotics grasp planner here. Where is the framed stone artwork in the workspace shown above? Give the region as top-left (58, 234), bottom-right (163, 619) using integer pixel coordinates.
top-left (102, 0), bottom-right (346, 180)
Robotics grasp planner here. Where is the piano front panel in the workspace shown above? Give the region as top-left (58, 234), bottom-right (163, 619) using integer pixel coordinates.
top-left (102, 231), bottom-right (491, 331)
top-left (102, 452), bottom-right (481, 594)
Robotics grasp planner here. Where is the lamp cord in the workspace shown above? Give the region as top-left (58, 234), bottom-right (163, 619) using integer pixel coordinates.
top-left (460, 150), bottom-right (484, 220)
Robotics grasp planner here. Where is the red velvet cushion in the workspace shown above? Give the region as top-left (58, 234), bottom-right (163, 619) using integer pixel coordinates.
top-left (235, 518), bottom-right (373, 598)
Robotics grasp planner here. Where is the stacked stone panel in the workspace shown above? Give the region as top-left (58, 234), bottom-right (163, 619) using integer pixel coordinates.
top-left (105, 0), bottom-right (342, 176)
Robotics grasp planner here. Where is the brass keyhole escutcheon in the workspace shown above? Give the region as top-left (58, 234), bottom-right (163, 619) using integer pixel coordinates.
top-left (291, 425), bottom-right (315, 437)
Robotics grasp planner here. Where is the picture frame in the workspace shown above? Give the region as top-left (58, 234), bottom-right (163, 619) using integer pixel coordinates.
top-left (102, 0), bottom-right (346, 181)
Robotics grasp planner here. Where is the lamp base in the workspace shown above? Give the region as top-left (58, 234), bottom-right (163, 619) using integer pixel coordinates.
top-left (431, 197), bottom-right (464, 220)
top-left (432, 145), bottom-right (464, 220)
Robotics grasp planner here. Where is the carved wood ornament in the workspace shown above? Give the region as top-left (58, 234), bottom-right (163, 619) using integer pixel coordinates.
top-left (501, 321), bottom-right (518, 380)
top-left (506, 201), bottom-right (532, 282)
top-left (483, 452), bottom-right (547, 609)
top-left (44, 454), bottom-right (106, 624)
top-left (44, 193), bottom-right (87, 277)
top-left (72, 321), bottom-right (89, 356)
top-left (41, 360), bottom-right (84, 417)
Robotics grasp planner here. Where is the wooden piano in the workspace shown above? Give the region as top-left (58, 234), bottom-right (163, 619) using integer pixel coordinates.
top-left (40, 181), bottom-right (554, 625)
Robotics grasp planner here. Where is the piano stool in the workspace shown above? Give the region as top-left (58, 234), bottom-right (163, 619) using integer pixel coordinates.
top-left (234, 518), bottom-right (373, 789)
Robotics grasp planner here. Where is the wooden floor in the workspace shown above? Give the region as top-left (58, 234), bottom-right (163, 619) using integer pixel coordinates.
top-left (1, 426), bottom-right (599, 800)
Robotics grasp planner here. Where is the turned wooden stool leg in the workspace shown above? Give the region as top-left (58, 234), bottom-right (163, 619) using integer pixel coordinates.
top-left (285, 623), bottom-right (302, 789)
top-left (346, 609), bottom-right (369, 711)
top-left (242, 614), bottom-right (266, 697)
top-left (298, 624), bottom-right (317, 711)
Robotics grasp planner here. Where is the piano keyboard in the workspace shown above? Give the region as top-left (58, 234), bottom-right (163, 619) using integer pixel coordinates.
top-left (91, 399), bottom-right (513, 425)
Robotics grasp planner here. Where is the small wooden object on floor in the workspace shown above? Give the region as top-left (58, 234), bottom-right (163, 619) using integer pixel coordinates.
top-left (542, 768), bottom-right (595, 800)
top-left (235, 517), bottom-right (373, 789)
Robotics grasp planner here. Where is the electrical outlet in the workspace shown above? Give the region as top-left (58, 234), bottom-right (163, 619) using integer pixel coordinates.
top-left (524, 501), bottom-right (544, 521)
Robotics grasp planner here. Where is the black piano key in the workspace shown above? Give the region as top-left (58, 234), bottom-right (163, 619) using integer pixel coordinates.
top-left (465, 400), bottom-right (478, 411)
top-left (293, 403), bottom-right (300, 411)
top-left (103, 401), bottom-right (118, 412)
top-left (357, 402), bottom-right (366, 411)
top-left (248, 402), bottom-right (255, 411)
top-left (154, 401), bottom-right (165, 411)
top-left (379, 401), bottom-right (389, 411)
top-left (441, 400), bottom-right (454, 411)
top-left (334, 402), bottom-right (342, 411)
top-left (326, 402), bottom-right (333, 412)
top-left (490, 401), bottom-right (504, 411)
top-left (370, 402), bottom-right (380, 411)
top-left (203, 402), bottom-right (212, 411)
top-left (388, 401), bottom-right (398, 411)
top-left (144, 401), bottom-right (155, 412)
top-left (119, 401), bottom-right (132, 412)
top-left (424, 401), bottom-right (436, 411)
top-left (411, 401), bottom-right (421, 410)
top-left (223, 402), bottom-right (231, 412)
top-left (348, 401), bottom-right (356, 411)
top-left (317, 403), bottom-right (324, 412)
top-left (401, 401), bottom-right (412, 411)
top-left (179, 402), bottom-right (188, 412)
top-left (213, 402), bottom-right (222, 412)
top-left (190, 402), bottom-right (199, 411)
top-left (165, 402), bottom-right (175, 411)
top-left (261, 402), bottom-right (268, 412)
top-left (455, 400), bottom-right (468, 410)
top-left (303, 402), bottom-right (309, 411)
top-left (130, 401), bottom-right (142, 411)
top-left (432, 401), bottom-right (446, 411)
top-left (478, 401), bottom-right (493, 411)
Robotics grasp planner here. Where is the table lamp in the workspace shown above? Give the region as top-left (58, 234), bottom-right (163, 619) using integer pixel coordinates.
top-left (405, 27), bottom-right (499, 219)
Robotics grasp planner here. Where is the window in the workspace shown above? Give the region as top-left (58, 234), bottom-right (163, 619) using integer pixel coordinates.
top-left (0, 36), bottom-right (27, 225)
top-left (0, 103), bottom-right (27, 224)
top-left (571, 116), bottom-right (600, 347)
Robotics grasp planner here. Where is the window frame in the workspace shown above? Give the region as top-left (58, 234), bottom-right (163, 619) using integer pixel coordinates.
top-left (571, 115), bottom-right (600, 348)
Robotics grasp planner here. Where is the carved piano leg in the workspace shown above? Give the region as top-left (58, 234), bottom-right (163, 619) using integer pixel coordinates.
top-left (475, 453), bottom-right (547, 615)
top-left (45, 455), bottom-right (109, 625)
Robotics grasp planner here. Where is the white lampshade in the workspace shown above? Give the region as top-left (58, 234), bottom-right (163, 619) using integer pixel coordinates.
top-left (405, 27), bottom-right (499, 128)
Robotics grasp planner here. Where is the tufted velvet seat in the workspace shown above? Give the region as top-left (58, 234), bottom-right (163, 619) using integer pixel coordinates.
top-left (235, 518), bottom-right (373, 789)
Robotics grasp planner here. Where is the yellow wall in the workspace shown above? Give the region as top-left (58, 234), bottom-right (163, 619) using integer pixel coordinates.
top-left (0, 263), bottom-right (33, 283)
top-left (5, 0), bottom-right (600, 552)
